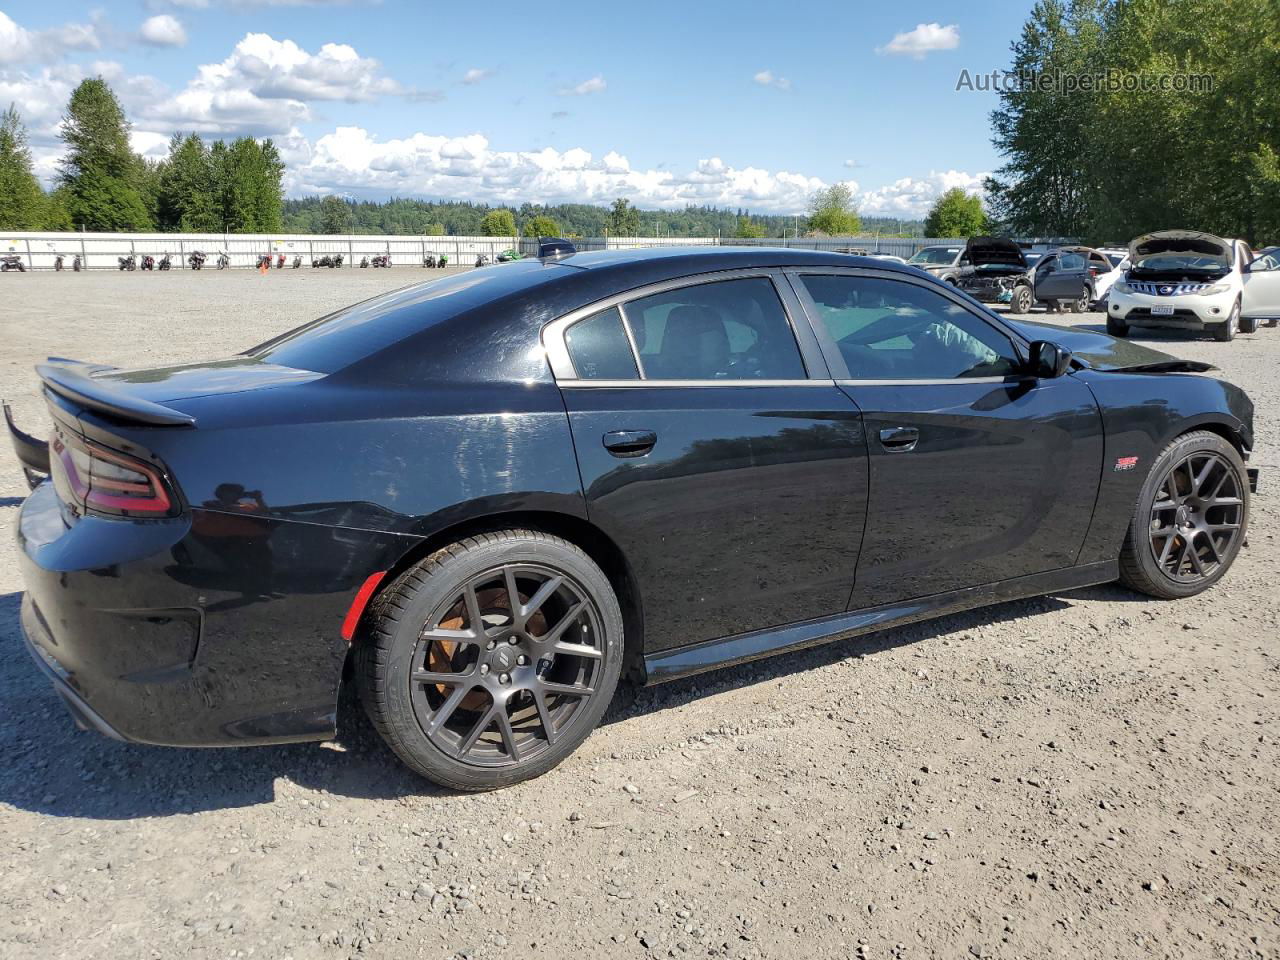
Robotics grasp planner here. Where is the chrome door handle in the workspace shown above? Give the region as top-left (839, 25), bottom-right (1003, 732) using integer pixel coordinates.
top-left (879, 426), bottom-right (919, 452)
top-left (602, 429), bottom-right (657, 458)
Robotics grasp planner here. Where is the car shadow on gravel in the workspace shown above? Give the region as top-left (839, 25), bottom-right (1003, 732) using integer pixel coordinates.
top-left (0, 587), bottom-right (1090, 819)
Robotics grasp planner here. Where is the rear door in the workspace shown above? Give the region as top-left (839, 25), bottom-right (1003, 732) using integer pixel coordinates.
top-left (788, 268), bottom-right (1103, 609)
top-left (544, 270), bottom-right (869, 654)
top-left (1242, 251), bottom-right (1280, 319)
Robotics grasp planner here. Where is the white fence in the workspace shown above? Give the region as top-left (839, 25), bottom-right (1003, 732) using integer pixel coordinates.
top-left (0, 232), bottom-right (717, 270)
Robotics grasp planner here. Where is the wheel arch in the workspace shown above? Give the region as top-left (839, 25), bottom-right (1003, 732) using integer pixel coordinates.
top-left (345, 509), bottom-right (648, 685)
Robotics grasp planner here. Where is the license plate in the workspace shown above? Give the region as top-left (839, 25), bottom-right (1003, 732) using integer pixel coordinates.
top-left (1151, 304), bottom-right (1175, 316)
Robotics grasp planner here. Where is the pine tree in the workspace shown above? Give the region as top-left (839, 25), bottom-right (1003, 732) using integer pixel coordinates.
top-left (0, 104), bottom-right (47, 230)
top-left (57, 77), bottom-right (152, 230)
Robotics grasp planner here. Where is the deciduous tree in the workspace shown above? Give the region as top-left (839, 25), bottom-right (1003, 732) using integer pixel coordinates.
top-left (924, 188), bottom-right (988, 237)
top-left (807, 184), bottom-right (861, 235)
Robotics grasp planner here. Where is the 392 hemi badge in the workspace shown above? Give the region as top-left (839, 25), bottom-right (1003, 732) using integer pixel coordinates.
top-left (1114, 456), bottom-right (1140, 471)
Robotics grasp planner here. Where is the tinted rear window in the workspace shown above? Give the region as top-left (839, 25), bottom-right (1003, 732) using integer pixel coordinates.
top-left (249, 264), bottom-right (560, 373)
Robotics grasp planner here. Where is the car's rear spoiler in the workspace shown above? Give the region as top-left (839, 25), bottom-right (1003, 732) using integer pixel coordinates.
top-left (4, 402), bottom-right (50, 489)
top-left (36, 359), bottom-right (196, 427)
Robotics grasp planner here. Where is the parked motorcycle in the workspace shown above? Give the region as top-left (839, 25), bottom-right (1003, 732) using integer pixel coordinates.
top-left (141, 255), bottom-right (156, 271)
top-left (1, 254), bottom-right (25, 272)
top-left (54, 255), bottom-right (64, 271)
top-left (291, 255), bottom-right (301, 269)
top-left (276, 254), bottom-right (286, 269)
top-left (333, 254), bottom-right (344, 268)
top-left (159, 254), bottom-right (172, 271)
top-left (312, 255), bottom-right (333, 268)
top-left (72, 254), bottom-right (81, 272)
top-left (256, 254), bottom-right (273, 270)
top-left (437, 255), bottom-right (447, 268)
top-left (474, 254), bottom-right (491, 267)
top-left (189, 250), bottom-right (207, 270)
top-left (423, 254), bottom-right (437, 268)
top-left (118, 255), bottom-right (137, 271)
top-left (372, 254), bottom-right (391, 268)
top-left (216, 252), bottom-right (229, 270)
top-left (359, 256), bottom-right (369, 268)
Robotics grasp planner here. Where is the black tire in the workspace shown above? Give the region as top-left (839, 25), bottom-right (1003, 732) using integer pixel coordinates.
top-left (1010, 285), bottom-right (1033, 314)
top-left (356, 529), bottom-right (623, 790)
top-left (1239, 314), bottom-right (1258, 334)
top-left (1072, 288), bottom-right (1092, 313)
top-left (1118, 430), bottom-right (1249, 599)
top-left (1213, 300), bottom-right (1239, 341)
top-left (1106, 313), bottom-right (1130, 337)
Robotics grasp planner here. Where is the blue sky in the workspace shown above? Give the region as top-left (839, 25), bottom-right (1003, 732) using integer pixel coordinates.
top-left (1, 1), bottom-right (1037, 216)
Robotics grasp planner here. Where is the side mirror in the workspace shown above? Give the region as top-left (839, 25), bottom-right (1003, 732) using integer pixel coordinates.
top-left (1028, 340), bottom-right (1072, 379)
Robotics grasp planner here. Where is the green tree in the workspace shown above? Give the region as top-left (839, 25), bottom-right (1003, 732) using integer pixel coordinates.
top-left (924, 188), bottom-right (989, 237)
top-left (43, 187), bottom-right (75, 231)
top-left (318, 194), bottom-right (350, 234)
top-left (0, 104), bottom-right (45, 230)
top-left (807, 183), bottom-right (861, 235)
top-left (607, 197), bottom-right (641, 235)
top-left (734, 215), bottom-right (767, 238)
top-left (57, 77), bottom-right (152, 230)
top-left (157, 134), bottom-right (220, 231)
top-left (480, 208), bottom-right (517, 236)
top-left (522, 214), bottom-right (562, 237)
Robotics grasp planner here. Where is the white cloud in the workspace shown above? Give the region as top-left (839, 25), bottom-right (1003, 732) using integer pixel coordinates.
top-left (0, 11), bottom-right (101, 65)
top-left (461, 67), bottom-right (492, 85)
top-left (858, 169), bottom-right (987, 217)
top-left (282, 126), bottom-right (827, 213)
top-left (139, 32), bottom-right (399, 136)
top-left (843, 159), bottom-right (862, 169)
top-left (877, 23), bottom-right (960, 58)
top-left (559, 74), bottom-right (605, 96)
top-left (140, 14), bottom-right (187, 47)
top-left (753, 70), bottom-right (791, 91)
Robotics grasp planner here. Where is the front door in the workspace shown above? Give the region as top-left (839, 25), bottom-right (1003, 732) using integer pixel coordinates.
top-left (547, 272), bottom-right (869, 653)
top-left (789, 269), bottom-right (1103, 609)
top-left (1243, 250), bottom-right (1280, 320)
top-left (1035, 253), bottom-right (1088, 302)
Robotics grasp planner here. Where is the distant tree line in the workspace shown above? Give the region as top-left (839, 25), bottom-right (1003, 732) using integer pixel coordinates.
top-left (1, 76), bottom-right (928, 238)
top-left (0, 77), bottom-right (284, 233)
top-left (986, 0), bottom-right (1280, 244)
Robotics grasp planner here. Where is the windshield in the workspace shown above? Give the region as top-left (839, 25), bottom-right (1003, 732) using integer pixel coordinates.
top-left (1105, 253), bottom-right (1126, 268)
top-left (908, 247), bottom-right (961, 265)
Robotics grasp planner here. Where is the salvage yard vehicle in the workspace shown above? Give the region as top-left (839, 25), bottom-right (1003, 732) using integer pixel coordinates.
top-left (1107, 230), bottom-right (1280, 340)
top-left (906, 244), bottom-right (966, 283)
top-left (9, 244), bottom-right (1258, 791)
top-left (954, 236), bottom-right (1035, 312)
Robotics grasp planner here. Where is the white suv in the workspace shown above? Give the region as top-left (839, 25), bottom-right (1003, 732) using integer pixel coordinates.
top-left (1107, 230), bottom-right (1280, 341)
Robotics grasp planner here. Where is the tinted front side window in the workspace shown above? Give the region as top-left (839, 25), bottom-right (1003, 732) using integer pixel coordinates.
top-left (564, 307), bottom-right (639, 380)
top-left (623, 277), bottom-right (806, 380)
top-left (799, 275), bottom-right (1018, 381)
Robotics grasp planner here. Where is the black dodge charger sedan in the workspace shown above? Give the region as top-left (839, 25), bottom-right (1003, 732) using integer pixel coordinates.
top-left (9, 244), bottom-right (1257, 790)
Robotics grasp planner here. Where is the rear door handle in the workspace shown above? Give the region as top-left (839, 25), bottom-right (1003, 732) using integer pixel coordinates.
top-left (602, 429), bottom-right (657, 458)
top-left (878, 426), bottom-right (919, 452)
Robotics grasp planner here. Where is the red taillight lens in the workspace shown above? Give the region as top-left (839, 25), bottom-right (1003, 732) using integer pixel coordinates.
top-left (50, 428), bottom-right (175, 517)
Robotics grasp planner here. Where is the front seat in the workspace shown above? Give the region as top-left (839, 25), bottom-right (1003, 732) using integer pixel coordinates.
top-left (654, 305), bottom-right (729, 379)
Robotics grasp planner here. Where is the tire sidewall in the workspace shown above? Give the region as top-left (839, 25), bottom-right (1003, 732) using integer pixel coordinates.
top-left (1012, 286), bottom-right (1032, 314)
top-left (376, 533), bottom-right (623, 789)
top-left (1130, 433), bottom-right (1249, 598)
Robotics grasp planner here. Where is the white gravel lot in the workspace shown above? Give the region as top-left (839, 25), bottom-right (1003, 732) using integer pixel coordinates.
top-left (0, 269), bottom-right (1277, 960)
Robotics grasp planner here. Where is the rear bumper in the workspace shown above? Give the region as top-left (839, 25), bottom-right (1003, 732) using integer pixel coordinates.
top-left (15, 481), bottom-right (412, 747)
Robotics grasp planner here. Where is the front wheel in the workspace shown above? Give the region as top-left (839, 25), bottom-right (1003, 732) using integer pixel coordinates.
top-left (356, 530), bottom-right (623, 790)
top-left (1010, 285), bottom-right (1033, 314)
top-left (1106, 313), bottom-right (1130, 337)
top-left (1213, 301), bottom-right (1239, 341)
top-left (1118, 431), bottom-right (1249, 599)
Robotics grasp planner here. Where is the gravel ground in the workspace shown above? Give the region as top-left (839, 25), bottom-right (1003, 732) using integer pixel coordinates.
top-left (1, 270), bottom-right (1277, 960)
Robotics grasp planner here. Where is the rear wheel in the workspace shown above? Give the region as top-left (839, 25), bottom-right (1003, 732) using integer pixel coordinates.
top-left (1072, 288), bottom-right (1092, 313)
top-left (1239, 314), bottom-right (1258, 334)
top-left (356, 530), bottom-right (623, 790)
top-left (1118, 431), bottom-right (1248, 599)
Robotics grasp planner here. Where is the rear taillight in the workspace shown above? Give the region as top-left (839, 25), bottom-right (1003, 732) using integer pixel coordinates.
top-left (50, 427), bottom-right (176, 517)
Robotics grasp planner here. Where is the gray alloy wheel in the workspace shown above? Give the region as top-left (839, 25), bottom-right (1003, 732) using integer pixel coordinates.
top-left (1213, 300), bottom-right (1239, 341)
top-left (1118, 431), bottom-right (1248, 599)
top-left (1010, 285), bottom-right (1033, 314)
top-left (1073, 287), bottom-right (1092, 312)
top-left (356, 530), bottom-right (623, 790)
